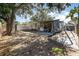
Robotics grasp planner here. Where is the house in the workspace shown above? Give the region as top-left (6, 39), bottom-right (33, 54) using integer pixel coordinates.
top-left (32, 19), bottom-right (64, 33)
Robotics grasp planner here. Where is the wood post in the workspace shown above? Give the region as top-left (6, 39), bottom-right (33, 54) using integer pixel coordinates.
top-left (15, 23), bottom-right (17, 33)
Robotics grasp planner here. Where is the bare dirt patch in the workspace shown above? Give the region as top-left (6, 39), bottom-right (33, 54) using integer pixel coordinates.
top-left (0, 31), bottom-right (78, 56)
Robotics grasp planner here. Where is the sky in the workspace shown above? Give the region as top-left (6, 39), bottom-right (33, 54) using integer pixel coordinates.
top-left (16, 3), bottom-right (79, 23)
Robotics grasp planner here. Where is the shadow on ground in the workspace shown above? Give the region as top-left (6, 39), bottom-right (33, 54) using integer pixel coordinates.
top-left (0, 33), bottom-right (68, 56)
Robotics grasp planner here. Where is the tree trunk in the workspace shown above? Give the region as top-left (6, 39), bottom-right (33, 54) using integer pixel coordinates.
top-left (77, 6), bottom-right (79, 38)
top-left (2, 10), bottom-right (15, 36)
top-left (77, 5), bottom-right (79, 47)
top-left (77, 24), bottom-right (79, 37)
top-left (2, 18), bottom-right (13, 36)
top-left (6, 20), bottom-right (11, 35)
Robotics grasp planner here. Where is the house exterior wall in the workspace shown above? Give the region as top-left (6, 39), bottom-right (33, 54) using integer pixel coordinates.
top-left (52, 20), bottom-right (62, 33)
top-left (53, 20), bottom-right (59, 32)
top-left (35, 20), bottom-right (64, 33)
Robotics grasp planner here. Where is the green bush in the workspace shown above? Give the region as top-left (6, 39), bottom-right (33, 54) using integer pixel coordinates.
top-left (52, 47), bottom-right (63, 55)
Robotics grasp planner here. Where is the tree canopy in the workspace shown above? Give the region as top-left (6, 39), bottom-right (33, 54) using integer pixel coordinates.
top-left (0, 3), bottom-right (70, 35)
top-left (66, 5), bottom-right (79, 24)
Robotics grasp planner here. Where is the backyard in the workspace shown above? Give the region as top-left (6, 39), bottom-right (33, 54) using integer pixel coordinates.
top-left (0, 30), bottom-right (78, 56)
top-left (0, 3), bottom-right (79, 56)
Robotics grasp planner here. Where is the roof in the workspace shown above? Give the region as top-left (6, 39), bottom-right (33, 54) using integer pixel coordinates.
top-left (37, 19), bottom-right (60, 22)
top-left (66, 21), bottom-right (76, 26)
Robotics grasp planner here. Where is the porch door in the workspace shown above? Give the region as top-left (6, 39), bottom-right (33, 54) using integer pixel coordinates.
top-left (44, 22), bottom-right (52, 32)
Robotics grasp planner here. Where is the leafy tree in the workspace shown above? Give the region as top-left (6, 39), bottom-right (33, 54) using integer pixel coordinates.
top-left (0, 3), bottom-right (33, 35)
top-left (66, 5), bottom-right (79, 37)
top-left (0, 3), bottom-right (70, 35)
top-left (31, 3), bottom-right (70, 21)
top-left (31, 9), bottom-right (54, 22)
top-left (66, 7), bottom-right (78, 23)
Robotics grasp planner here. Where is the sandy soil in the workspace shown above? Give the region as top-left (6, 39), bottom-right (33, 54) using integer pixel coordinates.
top-left (0, 31), bottom-right (78, 56)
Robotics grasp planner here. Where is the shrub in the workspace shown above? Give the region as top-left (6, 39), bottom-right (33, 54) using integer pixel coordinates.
top-left (52, 47), bottom-right (63, 56)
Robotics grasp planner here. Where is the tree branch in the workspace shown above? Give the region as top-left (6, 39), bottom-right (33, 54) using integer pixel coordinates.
top-left (15, 3), bottom-right (24, 9)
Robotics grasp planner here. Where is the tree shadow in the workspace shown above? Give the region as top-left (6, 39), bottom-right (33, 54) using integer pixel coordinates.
top-left (0, 31), bottom-right (68, 56)
top-left (0, 37), bottom-right (68, 56)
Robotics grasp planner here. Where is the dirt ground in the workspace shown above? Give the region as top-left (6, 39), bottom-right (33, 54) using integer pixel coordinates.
top-left (0, 31), bottom-right (79, 56)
